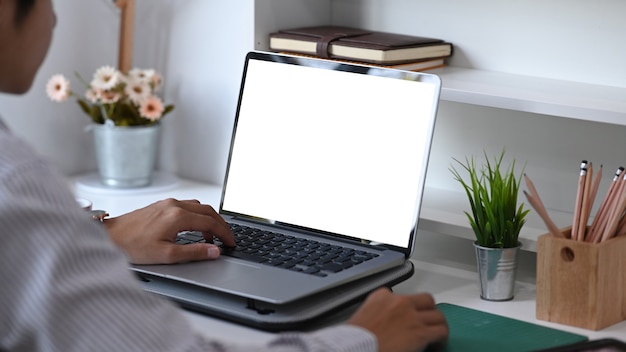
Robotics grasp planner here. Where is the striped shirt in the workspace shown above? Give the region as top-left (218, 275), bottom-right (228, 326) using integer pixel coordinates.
top-left (0, 120), bottom-right (377, 352)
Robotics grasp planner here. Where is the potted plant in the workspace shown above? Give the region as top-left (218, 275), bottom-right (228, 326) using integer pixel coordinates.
top-left (450, 149), bottom-right (529, 301)
top-left (46, 66), bottom-right (174, 188)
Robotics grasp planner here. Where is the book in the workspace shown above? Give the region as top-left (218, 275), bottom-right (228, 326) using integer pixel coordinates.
top-left (383, 58), bottom-right (446, 71)
top-left (269, 25), bottom-right (453, 65)
top-left (278, 52), bottom-right (447, 72)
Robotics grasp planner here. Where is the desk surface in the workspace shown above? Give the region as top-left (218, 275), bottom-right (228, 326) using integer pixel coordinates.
top-left (70, 174), bottom-right (626, 343)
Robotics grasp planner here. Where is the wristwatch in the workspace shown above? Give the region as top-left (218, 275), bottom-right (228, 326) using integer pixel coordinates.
top-left (90, 210), bottom-right (109, 222)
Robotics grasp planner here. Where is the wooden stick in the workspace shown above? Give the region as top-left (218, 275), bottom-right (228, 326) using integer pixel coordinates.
top-left (116, 0), bottom-right (135, 73)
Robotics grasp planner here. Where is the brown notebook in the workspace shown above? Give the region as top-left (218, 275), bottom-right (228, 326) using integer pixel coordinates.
top-left (278, 52), bottom-right (447, 72)
top-left (269, 25), bottom-right (453, 65)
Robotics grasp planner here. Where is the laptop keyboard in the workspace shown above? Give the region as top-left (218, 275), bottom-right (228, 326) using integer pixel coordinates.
top-left (176, 223), bottom-right (379, 277)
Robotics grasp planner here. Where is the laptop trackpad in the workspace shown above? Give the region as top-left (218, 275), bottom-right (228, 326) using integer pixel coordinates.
top-left (133, 258), bottom-right (314, 303)
top-left (133, 258), bottom-right (262, 287)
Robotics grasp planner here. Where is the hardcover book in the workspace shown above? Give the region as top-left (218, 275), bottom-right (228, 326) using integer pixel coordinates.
top-left (269, 25), bottom-right (453, 65)
top-left (278, 52), bottom-right (447, 72)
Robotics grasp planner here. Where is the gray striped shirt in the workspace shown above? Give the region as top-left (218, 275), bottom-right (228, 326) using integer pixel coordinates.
top-left (0, 120), bottom-right (376, 352)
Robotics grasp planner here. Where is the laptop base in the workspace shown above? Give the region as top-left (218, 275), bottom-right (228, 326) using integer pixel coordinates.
top-left (135, 260), bottom-right (414, 332)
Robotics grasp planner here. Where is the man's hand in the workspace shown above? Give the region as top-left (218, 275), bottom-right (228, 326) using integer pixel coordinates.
top-left (348, 288), bottom-right (448, 352)
top-left (104, 198), bottom-right (235, 264)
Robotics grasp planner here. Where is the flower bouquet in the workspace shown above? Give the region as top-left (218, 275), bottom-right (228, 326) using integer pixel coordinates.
top-left (46, 66), bottom-right (175, 188)
top-left (46, 66), bottom-right (174, 126)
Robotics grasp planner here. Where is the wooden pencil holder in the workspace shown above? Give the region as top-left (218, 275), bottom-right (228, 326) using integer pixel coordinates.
top-left (536, 228), bottom-right (626, 330)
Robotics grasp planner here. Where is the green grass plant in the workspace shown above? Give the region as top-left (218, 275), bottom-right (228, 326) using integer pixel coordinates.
top-left (450, 150), bottom-right (529, 248)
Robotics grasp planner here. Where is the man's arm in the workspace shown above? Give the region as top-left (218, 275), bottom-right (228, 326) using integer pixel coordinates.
top-left (104, 198), bottom-right (235, 264)
top-left (0, 130), bottom-right (447, 352)
top-left (0, 131), bottom-right (377, 352)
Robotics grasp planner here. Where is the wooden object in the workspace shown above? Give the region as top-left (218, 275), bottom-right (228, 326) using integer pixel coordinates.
top-left (536, 227), bottom-right (626, 330)
top-left (115, 0), bottom-right (135, 73)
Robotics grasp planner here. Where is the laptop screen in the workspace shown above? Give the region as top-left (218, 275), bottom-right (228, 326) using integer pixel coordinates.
top-left (220, 52), bottom-right (440, 252)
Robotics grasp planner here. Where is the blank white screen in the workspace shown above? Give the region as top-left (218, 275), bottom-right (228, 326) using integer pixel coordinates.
top-left (221, 58), bottom-right (438, 248)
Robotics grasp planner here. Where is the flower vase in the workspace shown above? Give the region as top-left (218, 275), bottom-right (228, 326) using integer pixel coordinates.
top-left (473, 242), bottom-right (521, 301)
top-left (92, 123), bottom-right (161, 188)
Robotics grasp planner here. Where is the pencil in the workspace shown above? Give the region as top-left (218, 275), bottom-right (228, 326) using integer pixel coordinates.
top-left (578, 162), bottom-right (594, 241)
top-left (523, 174), bottom-right (564, 238)
top-left (588, 166), bottom-right (622, 243)
top-left (600, 173), bottom-right (626, 242)
top-left (571, 160), bottom-right (588, 241)
top-left (523, 191), bottom-right (564, 238)
top-left (523, 173), bottom-right (540, 203)
top-left (614, 212), bottom-right (626, 238)
top-left (588, 164), bottom-right (602, 211)
top-left (582, 163), bottom-right (602, 240)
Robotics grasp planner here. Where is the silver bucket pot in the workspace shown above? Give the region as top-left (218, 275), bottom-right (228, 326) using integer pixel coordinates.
top-left (473, 242), bottom-right (521, 301)
top-left (93, 123), bottom-right (161, 188)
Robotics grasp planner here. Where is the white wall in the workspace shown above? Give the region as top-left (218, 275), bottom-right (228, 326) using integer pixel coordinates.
top-left (330, 0), bottom-right (626, 214)
top-left (1, 0), bottom-right (625, 200)
top-left (0, 1), bottom-right (118, 174)
top-left (0, 0), bottom-right (253, 185)
top-left (157, 1), bottom-right (253, 183)
top-left (332, 0), bottom-right (626, 87)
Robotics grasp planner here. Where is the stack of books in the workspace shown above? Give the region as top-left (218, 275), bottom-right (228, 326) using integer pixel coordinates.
top-left (269, 25), bottom-right (453, 72)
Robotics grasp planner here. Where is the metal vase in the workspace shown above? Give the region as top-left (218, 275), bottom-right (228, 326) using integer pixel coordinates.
top-left (93, 123), bottom-right (161, 188)
top-left (473, 242), bottom-right (521, 301)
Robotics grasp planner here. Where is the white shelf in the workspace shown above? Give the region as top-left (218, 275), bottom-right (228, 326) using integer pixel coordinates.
top-left (430, 66), bottom-right (626, 125)
top-left (418, 187), bottom-right (575, 252)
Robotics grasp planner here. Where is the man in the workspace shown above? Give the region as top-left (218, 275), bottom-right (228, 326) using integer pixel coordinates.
top-left (0, 0), bottom-right (449, 351)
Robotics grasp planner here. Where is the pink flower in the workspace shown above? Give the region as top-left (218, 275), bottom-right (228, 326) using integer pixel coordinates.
top-left (46, 74), bottom-right (70, 102)
top-left (139, 96), bottom-right (164, 121)
top-left (46, 66), bottom-right (173, 126)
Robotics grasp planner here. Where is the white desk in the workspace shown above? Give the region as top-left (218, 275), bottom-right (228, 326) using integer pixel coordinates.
top-left (71, 174), bottom-right (626, 343)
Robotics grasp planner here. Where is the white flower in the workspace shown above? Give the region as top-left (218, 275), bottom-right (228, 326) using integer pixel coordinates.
top-left (91, 65), bottom-right (120, 90)
top-left (46, 66), bottom-right (173, 126)
top-left (46, 74), bottom-right (70, 102)
top-left (85, 88), bottom-right (100, 103)
top-left (124, 78), bottom-right (151, 104)
top-left (128, 68), bottom-right (155, 83)
top-left (151, 72), bottom-right (163, 91)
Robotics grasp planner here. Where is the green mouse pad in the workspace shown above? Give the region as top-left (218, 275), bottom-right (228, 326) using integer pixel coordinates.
top-left (437, 303), bottom-right (588, 352)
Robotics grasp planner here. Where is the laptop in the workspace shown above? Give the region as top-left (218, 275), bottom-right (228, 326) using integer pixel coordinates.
top-left (132, 51), bottom-right (441, 311)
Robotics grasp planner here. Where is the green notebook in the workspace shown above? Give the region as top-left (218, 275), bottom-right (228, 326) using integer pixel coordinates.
top-left (437, 303), bottom-right (588, 352)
